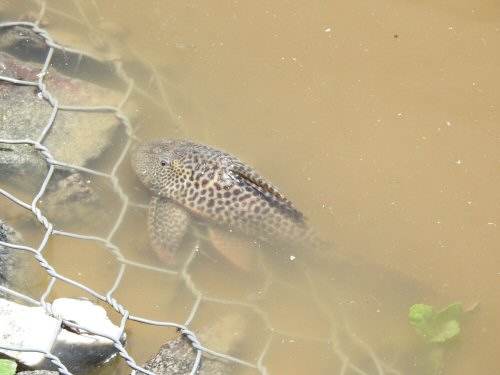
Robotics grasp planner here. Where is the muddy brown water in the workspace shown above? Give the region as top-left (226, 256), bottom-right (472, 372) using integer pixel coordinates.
top-left (1, 1), bottom-right (499, 374)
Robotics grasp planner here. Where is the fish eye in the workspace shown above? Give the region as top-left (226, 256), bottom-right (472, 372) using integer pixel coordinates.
top-left (160, 157), bottom-right (169, 167)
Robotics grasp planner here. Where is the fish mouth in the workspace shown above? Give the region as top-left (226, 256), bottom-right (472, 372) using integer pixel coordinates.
top-left (130, 140), bottom-right (161, 189)
top-left (130, 141), bottom-right (149, 173)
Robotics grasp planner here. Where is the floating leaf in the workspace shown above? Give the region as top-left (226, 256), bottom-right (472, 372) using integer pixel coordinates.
top-left (409, 303), bottom-right (463, 343)
top-left (0, 359), bottom-right (17, 375)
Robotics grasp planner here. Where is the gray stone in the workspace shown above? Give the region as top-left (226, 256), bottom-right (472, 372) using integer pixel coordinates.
top-left (0, 297), bottom-right (125, 374)
top-left (40, 172), bottom-right (110, 229)
top-left (0, 219), bottom-right (45, 296)
top-left (132, 313), bottom-right (246, 375)
top-left (0, 25), bottom-right (49, 60)
top-left (0, 25), bottom-right (125, 193)
top-left (0, 25), bottom-right (126, 229)
top-left (0, 25), bottom-right (121, 87)
top-left (0, 50), bottom-right (122, 188)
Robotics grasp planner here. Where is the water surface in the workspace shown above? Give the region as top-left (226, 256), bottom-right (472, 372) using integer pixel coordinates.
top-left (2, 0), bottom-right (499, 374)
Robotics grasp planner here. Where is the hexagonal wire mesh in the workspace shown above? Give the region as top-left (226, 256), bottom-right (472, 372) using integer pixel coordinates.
top-left (0, 2), bottom-right (410, 375)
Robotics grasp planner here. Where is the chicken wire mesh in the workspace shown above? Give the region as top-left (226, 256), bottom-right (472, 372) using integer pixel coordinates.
top-left (0, 2), bottom-right (431, 375)
top-left (0, 19), bottom-right (249, 375)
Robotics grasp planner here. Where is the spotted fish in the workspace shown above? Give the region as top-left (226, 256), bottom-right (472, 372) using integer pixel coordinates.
top-left (131, 140), bottom-right (325, 269)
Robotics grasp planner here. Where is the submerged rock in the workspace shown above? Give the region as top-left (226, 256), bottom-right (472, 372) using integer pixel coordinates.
top-left (40, 172), bottom-right (110, 229)
top-left (0, 24), bottom-right (126, 228)
top-left (0, 25), bottom-right (122, 87)
top-left (0, 49), bottom-right (122, 189)
top-left (132, 313), bottom-right (246, 375)
top-left (0, 219), bottom-right (45, 297)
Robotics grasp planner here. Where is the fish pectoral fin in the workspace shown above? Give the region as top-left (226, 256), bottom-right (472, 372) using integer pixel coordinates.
top-left (148, 196), bottom-right (191, 265)
top-left (208, 226), bottom-right (261, 272)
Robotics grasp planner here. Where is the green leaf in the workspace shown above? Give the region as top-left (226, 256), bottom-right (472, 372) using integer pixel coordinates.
top-left (409, 303), bottom-right (463, 343)
top-left (0, 359), bottom-right (17, 375)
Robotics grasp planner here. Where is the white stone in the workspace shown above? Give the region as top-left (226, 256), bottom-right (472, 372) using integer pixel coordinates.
top-left (0, 297), bottom-right (125, 372)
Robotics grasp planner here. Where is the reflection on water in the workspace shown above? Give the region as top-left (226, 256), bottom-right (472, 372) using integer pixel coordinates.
top-left (2, 0), bottom-right (499, 374)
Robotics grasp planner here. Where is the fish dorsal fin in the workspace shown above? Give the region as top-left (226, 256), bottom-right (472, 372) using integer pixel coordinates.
top-left (230, 165), bottom-right (286, 200)
top-left (229, 164), bottom-right (305, 222)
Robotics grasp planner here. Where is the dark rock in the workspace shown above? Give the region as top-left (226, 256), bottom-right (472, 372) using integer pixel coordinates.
top-left (0, 25), bottom-right (123, 88)
top-left (40, 172), bottom-right (110, 228)
top-left (0, 24), bottom-right (126, 193)
top-left (0, 50), bottom-right (122, 188)
top-left (132, 313), bottom-right (246, 375)
top-left (0, 24), bottom-right (127, 229)
top-left (0, 25), bottom-right (49, 62)
top-left (0, 219), bottom-right (45, 296)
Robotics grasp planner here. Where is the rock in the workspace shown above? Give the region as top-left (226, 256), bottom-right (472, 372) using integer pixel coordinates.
top-left (0, 24), bottom-right (127, 229)
top-left (0, 25), bottom-right (121, 87)
top-left (0, 297), bottom-right (125, 374)
top-left (132, 313), bottom-right (246, 375)
top-left (0, 219), bottom-right (45, 296)
top-left (0, 50), bottom-right (122, 189)
top-left (40, 172), bottom-right (110, 229)
top-left (0, 26), bottom-right (128, 374)
top-left (0, 143), bottom-right (48, 194)
top-left (0, 26), bottom-right (49, 60)
top-left (0, 24), bottom-right (126, 193)
top-left (17, 371), bottom-right (58, 375)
